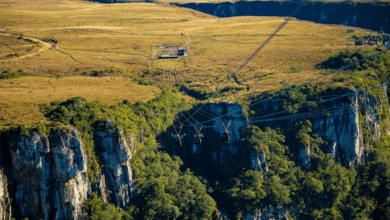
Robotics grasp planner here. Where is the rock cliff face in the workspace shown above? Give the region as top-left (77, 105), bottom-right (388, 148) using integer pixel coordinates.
top-left (0, 171), bottom-right (6, 220)
top-left (0, 124), bottom-right (136, 220)
top-left (180, 1), bottom-right (390, 33)
top-left (311, 89), bottom-right (387, 166)
top-left (250, 150), bottom-right (268, 177)
top-left (179, 88), bottom-right (387, 219)
top-left (50, 128), bottom-right (90, 220)
top-left (256, 88), bottom-right (388, 167)
top-left (4, 128), bottom-right (89, 220)
top-left (7, 131), bottom-right (52, 220)
top-left (312, 93), bottom-right (363, 166)
top-left (94, 120), bottom-right (135, 208)
top-left (182, 90), bottom-right (385, 172)
top-left (245, 206), bottom-right (290, 220)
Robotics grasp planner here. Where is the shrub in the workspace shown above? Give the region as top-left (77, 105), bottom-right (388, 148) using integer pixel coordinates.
top-left (180, 86), bottom-right (210, 100)
top-left (44, 36), bottom-right (58, 44)
top-left (0, 70), bottom-right (21, 80)
top-left (316, 49), bottom-right (389, 71)
top-left (6, 53), bottom-right (19, 58)
top-left (288, 67), bottom-right (301, 73)
top-left (132, 77), bottom-right (155, 85)
top-left (90, 70), bottom-right (104, 77)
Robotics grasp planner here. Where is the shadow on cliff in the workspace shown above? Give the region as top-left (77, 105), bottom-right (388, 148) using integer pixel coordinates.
top-left (158, 103), bottom-right (256, 193)
top-left (179, 1), bottom-right (390, 33)
top-left (156, 102), bottom-right (252, 182)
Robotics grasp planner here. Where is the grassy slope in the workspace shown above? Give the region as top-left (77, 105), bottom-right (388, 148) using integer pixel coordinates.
top-left (0, 0), bottom-right (373, 126)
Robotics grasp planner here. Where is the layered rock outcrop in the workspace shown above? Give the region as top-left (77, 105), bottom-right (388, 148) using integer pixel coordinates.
top-left (312, 93), bottom-right (363, 166)
top-left (0, 123), bottom-right (137, 220)
top-left (94, 120), bottom-right (135, 208)
top-left (7, 131), bottom-right (52, 220)
top-left (51, 128), bottom-right (90, 220)
top-left (0, 171), bottom-right (6, 220)
top-left (312, 88), bottom-right (388, 166)
top-left (250, 150), bottom-right (268, 177)
top-left (5, 128), bottom-right (90, 220)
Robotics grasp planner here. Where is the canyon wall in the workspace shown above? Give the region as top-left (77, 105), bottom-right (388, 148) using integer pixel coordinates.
top-left (0, 123), bottom-right (135, 220)
top-left (180, 1), bottom-right (390, 33)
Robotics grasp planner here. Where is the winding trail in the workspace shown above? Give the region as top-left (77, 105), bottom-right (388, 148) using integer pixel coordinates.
top-left (186, 34), bottom-right (194, 55)
top-left (56, 50), bottom-right (83, 64)
top-left (0, 33), bottom-right (52, 62)
top-left (193, 37), bottom-right (217, 52)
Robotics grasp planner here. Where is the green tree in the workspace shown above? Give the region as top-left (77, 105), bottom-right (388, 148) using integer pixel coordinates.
top-left (84, 193), bottom-right (131, 220)
top-left (226, 170), bottom-right (266, 218)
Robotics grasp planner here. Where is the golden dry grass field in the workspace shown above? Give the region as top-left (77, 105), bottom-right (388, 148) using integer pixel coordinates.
top-left (0, 77), bottom-right (161, 125)
top-left (0, 0), bottom-right (374, 126)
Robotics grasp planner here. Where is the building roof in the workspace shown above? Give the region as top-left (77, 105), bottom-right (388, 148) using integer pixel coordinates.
top-left (159, 54), bottom-right (178, 59)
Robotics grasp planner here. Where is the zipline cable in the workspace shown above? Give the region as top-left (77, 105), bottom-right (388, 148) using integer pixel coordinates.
top-left (189, 83), bottom-right (387, 128)
top-left (190, 105), bottom-right (219, 120)
top-left (251, 101), bottom-right (376, 124)
top-left (189, 93), bottom-right (363, 120)
top-left (197, 99), bottom-right (379, 129)
top-left (168, 69), bottom-right (184, 126)
top-left (167, 65), bottom-right (202, 128)
top-left (249, 83), bottom-right (387, 123)
top-left (252, 102), bottom-right (379, 124)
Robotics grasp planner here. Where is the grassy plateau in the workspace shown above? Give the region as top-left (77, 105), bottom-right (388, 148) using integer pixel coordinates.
top-left (0, 0), bottom-right (375, 126)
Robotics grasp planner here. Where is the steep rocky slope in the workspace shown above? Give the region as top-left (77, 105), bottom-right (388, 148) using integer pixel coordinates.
top-left (180, 1), bottom-right (390, 33)
top-left (4, 128), bottom-right (89, 220)
top-left (0, 170), bottom-right (9, 220)
top-left (178, 87), bottom-right (386, 171)
top-left (172, 85), bottom-right (389, 219)
top-left (0, 83), bottom-right (388, 219)
top-left (94, 120), bottom-right (135, 208)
